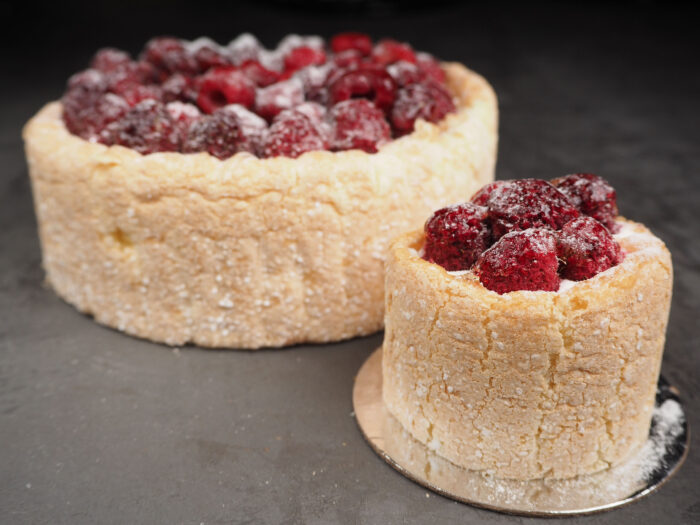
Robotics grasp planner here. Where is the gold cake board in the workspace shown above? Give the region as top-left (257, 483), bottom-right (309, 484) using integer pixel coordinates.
top-left (353, 347), bottom-right (689, 517)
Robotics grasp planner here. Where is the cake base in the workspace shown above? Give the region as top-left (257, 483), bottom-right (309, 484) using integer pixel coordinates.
top-left (353, 347), bottom-right (689, 517)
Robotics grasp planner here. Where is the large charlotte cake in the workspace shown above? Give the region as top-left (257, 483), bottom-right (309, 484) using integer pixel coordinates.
top-left (382, 175), bottom-right (673, 479)
top-left (23, 33), bottom-right (497, 348)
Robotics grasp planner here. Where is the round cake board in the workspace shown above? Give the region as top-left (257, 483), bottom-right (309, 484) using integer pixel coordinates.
top-left (353, 347), bottom-right (689, 517)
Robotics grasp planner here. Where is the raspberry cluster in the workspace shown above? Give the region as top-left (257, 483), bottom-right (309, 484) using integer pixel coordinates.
top-left (61, 33), bottom-right (456, 159)
top-left (423, 174), bottom-right (624, 294)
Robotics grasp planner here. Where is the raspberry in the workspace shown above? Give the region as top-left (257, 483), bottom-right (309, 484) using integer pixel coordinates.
top-left (183, 105), bottom-right (266, 159)
top-left (67, 68), bottom-right (108, 92)
top-left (100, 99), bottom-right (180, 154)
top-left (283, 46), bottom-right (327, 73)
top-left (474, 228), bottom-right (560, 294)
top-left (329, 68), bottom-right (397, 112)
top-left (276, 35), bottom-right (324, 58)
top-left (240, 60), bottom-right (281, 87)
top-left (423, 203), bottom-right (491, 271)
top-left (294, 65), bottom-right (330, 103)
top-left (551, 173), bottom-right (619, 232)
top-left (330, 32), bottom-right (372, 56)
top-left (557, 216), bottom-right (624, 281)
top-left (161, 73), bottom-right (197, 103)
top-left (293, 101), bottom-right (327, 123)
top-left (197, 67), bottom-right (256, 114)
top-left (112, 83), bottom-right (162, 106)
top-left (330, 99), bottom-right (390, 153)
top-left (390, 81), bottom-right (455, 133)
top-left (62, 70), bottom-right (130, 139)
top-left (371, 39), bottom-right (417, 65)
top-left (166, 101), bottom-right (201, 138)
top-left (63, 92), bottom-right (129, 140)
top-left (254, 78), bottom-right (305, 121)
top-left (261, 109), bottom-right (329, 159)
top-left (187, 38), bottom-right (231, 72)
top-left (141, 37), bottom-right (197, 77)
top-left (387, 61), bottom-right (424, 87)
top-left (103, 61), bottom-right (161, 105)
top-left (331, 50), bottom-right (364, 69)
top-left (416, 52), bottom-right (447, 84)
top-left (90, 48), bottom-right (131, 73)
top-left (227, 33), bottom-right (263, 66)
top-left (485, 179), bottom-right (580, 239)
top-left (470, 180), bottom-right (510, 206)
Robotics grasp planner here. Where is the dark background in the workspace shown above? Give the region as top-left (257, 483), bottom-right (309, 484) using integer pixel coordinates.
top-left (1, 1), bottom-right (699, 523)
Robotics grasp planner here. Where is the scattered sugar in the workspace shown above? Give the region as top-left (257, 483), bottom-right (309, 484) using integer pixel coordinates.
top-left (412, 396), bottom-right (686, 511)
top-left (185, 37), bottom-right (226, 55)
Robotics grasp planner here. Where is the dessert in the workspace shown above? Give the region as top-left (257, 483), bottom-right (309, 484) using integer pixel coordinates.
top-left (382, 175), bottom-right (673, 479)
top-left (23, 33), bottom-right (498, 348)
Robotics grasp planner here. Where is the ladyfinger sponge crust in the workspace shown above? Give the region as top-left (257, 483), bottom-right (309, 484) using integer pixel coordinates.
top-left (23, 63), bottom-right (497, 349)
top-left (382, 221), bottom-right (672, 479)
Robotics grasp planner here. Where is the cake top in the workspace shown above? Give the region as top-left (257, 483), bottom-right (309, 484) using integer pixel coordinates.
top-left (61, 33), bottom-right (457, 159)
top-left (423, 174), bottom-right (624, 294)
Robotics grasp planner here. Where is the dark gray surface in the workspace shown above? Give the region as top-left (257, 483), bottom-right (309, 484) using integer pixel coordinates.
top-left (1, 2), bottom-right (699, 524)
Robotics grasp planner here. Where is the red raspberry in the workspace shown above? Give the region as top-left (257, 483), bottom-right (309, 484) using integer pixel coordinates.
top-left (283, 46), bottom-right (327, 73)
top-left (103, 60), bottom-right (159, 88)
top-left (112, 83), bottom-right (162, 106)
top-left (240, 60), bottom-right (281, 87)
top-left (261, 109), bottom-right (329, 159)
top-left (329, 68), bottom-right (397, 112)
top-left (294, 65), bottom-right (330, 104)
top-left (67, 68), bottom-right (108, 92)
top-left (166, 101), bottom-right (200, 123)
top-left (293, 101), bottom-right (327, 123)
top-left (330, 32), bottom-right (372, 56)
top-left (90, 48), bottom-right (131, 73)
top-left (161, 73), bottom-right (197, 103)
top-left (474, 228), bottom-right (560, 294)
top-left (551, 173), bottom-right (620, 233)
top-left (331, 50), bottom-right (364, 69)
top-left (255, 78), bottom-right (305, 121)
top-left (63, 92), bottom-right (129, 140)
top-left (416, 52), bottom-right (447, 84)
top-left (100, 99), bottom-right (180, 154)
top-left (470, 180), bottom-right (510, 206)
top-left (330, 99), bottom-right (390, 153)
top-left (390, 81), bottom-right (455, 134)
top-left (183, 105), bottom-right (266, 159)
top-left (103, 61), bottom-right (161, 105)
top-left (141, 37), bottom-right (197, 76)
top-left (228, 33), bottom-right (263, 66)
top-left (557, 216), bottom-right (624, 281)
top-left (423, 203), bottom-right (491, 271)
top-left (197, 67), bottom-right (256, 114)
top-left (485, 179), bottom-right (580, 239)
top-left (62, 70), bottom-right (129, 139)
top-left (194, 47), bottom-right (231, 72)
top-left (166, 101), bottom-right (201, 141)
top-left (387, 61), bottom-right (424, 87)
top-left (371, 39), bottom-right (417, 65)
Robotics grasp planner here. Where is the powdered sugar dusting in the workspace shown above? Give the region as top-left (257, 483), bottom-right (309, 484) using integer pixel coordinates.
top-left (166, 101), bottom-right (200, 120)
top-left (381, 388), bottom-right (687, 513)
top-left (227, 33), bottom-right (262, 65)
top-left (185, 37), bottom-right (226, 55)
top-left (221, 104), bottom-right (267, 132)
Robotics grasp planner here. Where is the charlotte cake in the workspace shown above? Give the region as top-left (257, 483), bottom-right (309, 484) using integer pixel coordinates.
top-left (382, 175), bottom-right (672, 479)
top-left (23, 33), bottom-right (497, 349)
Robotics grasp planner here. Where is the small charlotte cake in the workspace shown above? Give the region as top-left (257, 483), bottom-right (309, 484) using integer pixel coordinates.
top-left (382, 175), bottom-right (673, 480)
top-left (23, 33), bottom-right (497, 349)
